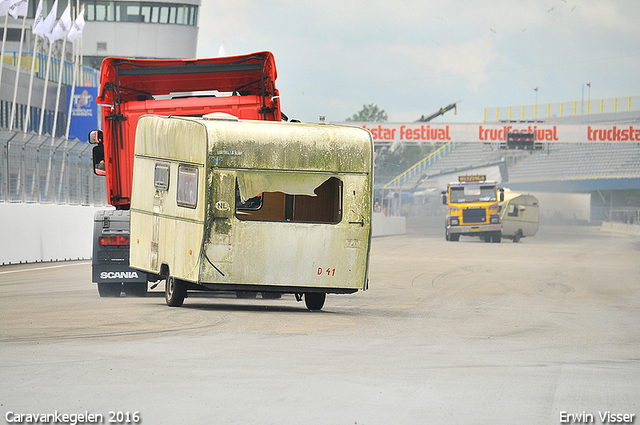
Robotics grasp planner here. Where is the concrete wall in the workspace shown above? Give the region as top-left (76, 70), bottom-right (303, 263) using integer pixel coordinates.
top-left (372, 212), bottom-right (407, 237)
top-left (600, 221), bottom-right (640, 237)
top-left (0, 203), bottom-right (108, 265)
top-left (0, 205), bottom-right (406, 265)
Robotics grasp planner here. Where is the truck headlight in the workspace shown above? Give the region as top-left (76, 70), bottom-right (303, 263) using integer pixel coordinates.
top-left (448, 217), bottom-right (459, 226)
top-left (490, 215), bottom-right (500, 224)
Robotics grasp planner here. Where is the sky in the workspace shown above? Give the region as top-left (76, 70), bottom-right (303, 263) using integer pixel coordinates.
top-left (195, 0), bottom-right (640, 124)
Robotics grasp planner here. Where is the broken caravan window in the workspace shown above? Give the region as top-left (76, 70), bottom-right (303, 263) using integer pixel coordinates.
top-left (235, 175), bottom-right (343, 224)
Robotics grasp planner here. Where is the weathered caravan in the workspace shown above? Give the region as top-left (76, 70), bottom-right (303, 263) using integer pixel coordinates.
top-left (129, 114), bottom-right (373, 310)
top-left (499, 192), bottom-right (539, 242)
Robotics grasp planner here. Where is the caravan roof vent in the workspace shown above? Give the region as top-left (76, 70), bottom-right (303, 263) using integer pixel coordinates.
top-left (202, 112), bottom-right (239, 121)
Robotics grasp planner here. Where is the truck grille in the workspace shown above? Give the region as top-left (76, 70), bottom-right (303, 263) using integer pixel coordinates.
top-left (463, 207), bottom-right (486, 224)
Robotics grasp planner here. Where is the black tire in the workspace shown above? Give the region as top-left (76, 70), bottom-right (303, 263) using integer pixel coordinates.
top-left (484, 235), bottom-right (491, 243)
top-left (513, 230), bottom-right (522, 243)
top-left (165, 276), bottom-right (186, 307)
top-left (123, 282), bottom-right (147, 297)
top-left (97, 282), bottom-right (122, 297)
top-left (261, 292), bottom-right (282, 299)
top-left (304, 292), bottom-right (326, 311)
top-left (449, 233), bottom-right (460, 242)
top-left (492, 232), bottom-right (502, 243)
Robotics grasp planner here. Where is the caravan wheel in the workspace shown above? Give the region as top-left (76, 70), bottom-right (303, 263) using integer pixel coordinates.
top-left (304, 293), bottom-right (326, 311)
top-left (513, 230), bottom-right (523, 243)
top-left (165, 276), bottom-right (186, 307)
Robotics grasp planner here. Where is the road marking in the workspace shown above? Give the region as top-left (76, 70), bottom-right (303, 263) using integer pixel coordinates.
top-left (0, 262), bottom-right (89, 275)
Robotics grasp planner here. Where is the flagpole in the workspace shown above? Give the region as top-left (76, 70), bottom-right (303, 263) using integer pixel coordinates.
top-left (25, 0), bottom-right (47, 133)
top-left (51, 1), bottom-right (70, 140)
top-left (65, 5), bottom-right (83, 139)
top-left (23, 33), bottom-right (38, 132)
top-left (64, 26), bottom-right (76, 139)
top-left (0, 13), bottom-right (9, 90)
top-left (37, 38), bottom-right (53, 135)
top-left (9, 11), bottom-right (27, 131)
top-left (51, 34), bottom-right (67, 139)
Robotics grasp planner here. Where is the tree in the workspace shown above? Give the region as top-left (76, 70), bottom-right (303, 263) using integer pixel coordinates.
top-left (346, 103), bottom-right (388, 122)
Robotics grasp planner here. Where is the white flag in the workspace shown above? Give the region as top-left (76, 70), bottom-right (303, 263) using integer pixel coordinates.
top-left (0, 0), bottom-right (10, 17)
top-left (31, 0), bottom-right (43, 34)
top-left (48, 2), bottom-right (70, 42)
top-left (34, 0), bottom-right (56, 38)
top-left (8, 0), bottom-right (27, 19)
top-left (66, 7), bottom-right (84, 42)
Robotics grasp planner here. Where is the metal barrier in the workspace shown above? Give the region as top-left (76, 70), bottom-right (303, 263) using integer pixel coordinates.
top-left (2, 51), bottom-right (100, 87)
top-left (484, 95), bottom-right (640, 121)
top-left (609, 208), bottom-right (640, 225)
top-left (0, 130), bottom-right (107, 205)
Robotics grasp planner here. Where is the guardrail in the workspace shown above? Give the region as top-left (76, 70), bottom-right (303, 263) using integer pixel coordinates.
top-left (2, 51), bottom-right (99, 87)
top-left (0, 130), bottom-right (107, 205)
top-left (608, 208), bottom-right (640, 225)
top-left (484, 95), bottom-right (640, 121)
top-left (383, 142), bottom-right (454, 189)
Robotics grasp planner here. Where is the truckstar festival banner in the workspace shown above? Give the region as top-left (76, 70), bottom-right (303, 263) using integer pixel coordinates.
top-left (67, 86), bottom-right (99, 142)
top-left (338, 122), bottom-right (640, 144)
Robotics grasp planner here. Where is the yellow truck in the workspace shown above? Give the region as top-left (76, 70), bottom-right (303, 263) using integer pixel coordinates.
top-left (442, 175), bottom-right (504, 243)
top-left (129, 114), bottom-right (373, 310)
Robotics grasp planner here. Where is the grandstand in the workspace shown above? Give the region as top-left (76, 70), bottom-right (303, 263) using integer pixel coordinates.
top-left (382, 105), bottom-right (640, 224)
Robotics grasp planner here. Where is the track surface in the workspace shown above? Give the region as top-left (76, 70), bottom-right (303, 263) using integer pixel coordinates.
top-left (1, 225), bottom-right (639, 424)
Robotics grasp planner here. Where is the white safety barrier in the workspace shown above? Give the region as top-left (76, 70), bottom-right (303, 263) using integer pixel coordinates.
top-left (0, 205), bottom-right (406, 265)
top-left (372, 212), bottom-right (407, 237)
top-left (0, 203), bottom-right (109, 264)
top-left (600, 221), bottom-right (640, 237)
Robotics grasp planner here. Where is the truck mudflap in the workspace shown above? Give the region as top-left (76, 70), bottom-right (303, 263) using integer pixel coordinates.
top-left (92, 264), bottom-right (147, 283)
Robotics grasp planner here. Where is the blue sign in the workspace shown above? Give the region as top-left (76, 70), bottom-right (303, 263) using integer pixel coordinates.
top-left (67, 86), bottom-right (99, 142)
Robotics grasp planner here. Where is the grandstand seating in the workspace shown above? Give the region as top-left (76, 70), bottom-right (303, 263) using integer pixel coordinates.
top-left (387, 141), bottom-right (640, 191)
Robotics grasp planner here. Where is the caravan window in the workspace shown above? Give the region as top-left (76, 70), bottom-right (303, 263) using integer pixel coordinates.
top-left (154, 163), bottom-right (170, 191)
top-left (235, 174), bottom-right (342, 224)
top-left (177, 165), bottom-right (198, 208)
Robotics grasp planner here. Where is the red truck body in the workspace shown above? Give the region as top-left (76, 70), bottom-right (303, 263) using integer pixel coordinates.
top-left (96, 51), bottom-right (281, 209)
top-left (91, 51), bottom-right (281, 297)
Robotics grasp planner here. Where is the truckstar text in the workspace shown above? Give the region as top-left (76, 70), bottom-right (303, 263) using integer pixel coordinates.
top-left (587, 126), bottom-right (640, 141)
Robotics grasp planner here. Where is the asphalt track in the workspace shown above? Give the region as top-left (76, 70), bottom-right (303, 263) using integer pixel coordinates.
top-left (1, 225), bottom-right (638, 425)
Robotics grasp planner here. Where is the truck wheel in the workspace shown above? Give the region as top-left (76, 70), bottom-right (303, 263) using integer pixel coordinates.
top-left (513, 230), bottom-right (522, 243)
top-left (165, 276), bottom-right (186, 307)
top-left (124, 282), bottom-right (147, 297)
top-left (305, 293), bottom-right (326, 311)
top-left (97, 282), bottom-right (122, 297)
top-left (449, 233), bottom-right (459, 242)
top-left (492, 232), bottom-right (502, 243)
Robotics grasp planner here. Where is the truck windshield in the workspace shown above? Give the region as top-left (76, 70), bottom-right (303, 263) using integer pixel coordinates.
top-left (450, 185), bottom-right (497, 203)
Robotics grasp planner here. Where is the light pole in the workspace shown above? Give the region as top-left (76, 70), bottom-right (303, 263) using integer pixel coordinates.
top-left (586, 82), bottom-right (591, 113)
